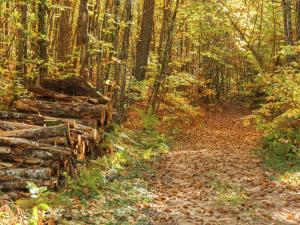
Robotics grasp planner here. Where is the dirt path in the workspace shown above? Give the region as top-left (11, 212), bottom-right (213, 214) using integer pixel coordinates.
top-left (149, 106), bottom-right (300, 225)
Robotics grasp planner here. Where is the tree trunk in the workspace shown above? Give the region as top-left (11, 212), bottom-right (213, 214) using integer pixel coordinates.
top-left (57, 0), bottom-right (72, 62)
top-left (117, 0), bottom-right (133, 122)
top-left (134, 0), bottom-right (155, 81)
top-left (77, 0), bottom-right (90, 79)
top-left (282, 0), bottom-right (293, 45)
top-left (16, 3), bottom-right (28, 78)
top-left (148, 0), bottom-right (180, 113)
top-left (37, 0), bottom-right (49, 81)
top-left (296, 0), bottom-right (300, 41)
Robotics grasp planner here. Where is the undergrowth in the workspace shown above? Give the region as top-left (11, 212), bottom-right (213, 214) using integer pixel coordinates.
top-left (9, 124), bottom-right (169, 225)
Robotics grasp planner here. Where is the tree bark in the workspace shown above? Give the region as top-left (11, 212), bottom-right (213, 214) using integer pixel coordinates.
top-left (148, 0), bottom-right (180, 113)
top-left (282, 0), bottom-right (293, 45)
top-left (0, 120), bottom-right (39, 131)
top-left (296, 0), bottom-right (300, 41)
top-left (37, 0), bottom-right (49, 81)
top-left (134, 0), bottom-right (155, 81)
top-left (0, 168), bottom-right (52, 180)
top-left (77, 0), bottom-right (90, 79)
top-left (0, 137), bottom-right (72, 155)
top-left (15, 98), bottom-right (107, 119)
top-left (16, 3), bottom-right (28, 78)
top-left (117, 0), bottom-right (133, 122)
top-left (0, 124), bottom-right (70, 141)
top-left (57, 0), bottom-right (72, 62)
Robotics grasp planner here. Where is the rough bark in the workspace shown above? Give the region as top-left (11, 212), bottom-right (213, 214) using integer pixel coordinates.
top-left (0, 167), bottom-right (52, 180)
top-left (41, 77), bottom-right (111, 104)
top-left (0, 124), bottom-right (70, 141)
top-left (117, 0), bottom-right (133, 122)
top-left (77, 0), bottom-right (90, 79)
top-left (37, 0), bottom-right (49, 80)
top-left (0, 178), bottom-right (58, 190)
top-left (282, 0), bottom-right (293, 45)
top-left (16, 3), bottom-right (28, 78)
top-left (296, 0), bottom-right (300, 41)
top-left (0, 120), bottom-right (39, 131)
top-left (134, 0), bottom-right (155, 81)
top-left (0, 111), bottom-right (98, 128)
top-left (57, 0), bottom-right (72, 62)
top-left (0, 137), bottom-right (72, 155)
top-left (15, 98), bottom-right (107, 119)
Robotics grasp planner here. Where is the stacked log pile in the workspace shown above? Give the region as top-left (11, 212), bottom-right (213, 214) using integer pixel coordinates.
top-left (0, 84), bottom-right (112, 197)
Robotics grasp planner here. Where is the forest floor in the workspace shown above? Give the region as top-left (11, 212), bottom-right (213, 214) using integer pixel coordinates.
top-left (1, 104), bottom-right (299, 225)
top-left (147, 105), bottom-right (300, 225)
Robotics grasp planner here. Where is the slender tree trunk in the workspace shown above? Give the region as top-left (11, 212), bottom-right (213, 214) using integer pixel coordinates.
top-left (282, 0), bottom-right (293, 45)
top-left (117, 0), bottom-right (133, 122)
top-left (296, 0), bottom-right (300, 41)
top-left (112, 0), bottom-right (121, 107)
top-left (97, 0), bottom-right (113, 91)
top-left (158, 0), bottom-right (171, 63)
top-left (77, 0), bottom-right (90, 80)
top-left (134, 0), bottom-right (155, 81)
top-left (16, 3), bottom-right (28, 79)
top-left (37, 0), bottom-right (49, 83)
top-left (148, 0), bottom-right (180, 113)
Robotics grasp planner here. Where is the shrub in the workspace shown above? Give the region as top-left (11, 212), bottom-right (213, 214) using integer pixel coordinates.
top-left (248, 46), bottom-right (300, 170)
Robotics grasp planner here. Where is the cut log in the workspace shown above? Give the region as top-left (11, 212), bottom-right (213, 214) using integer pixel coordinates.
top-left (0, 167), bottom-right (52, 180)
top-left (41, 77), bottom-right (111, 104)
top-left (29, 86), bottom-right (109, 105)
top-left (0, 137), bottom-right (72, 155)
top-left (0, 178), bottom-right (58, 190)
top-left (0, 111), bottom-right (46, 123)
top-left (0, 124), bottom-right (70, 141)
top-left (0, 155), bottom-right (56, 167)
top-left (0, 146), bottom-right (11, 154)
top-left (0, 111), bottom-right (98, 128)
top-left (0, 120), bottom-right (39, 131)
top-left (15, 99), bottom-right (107, 119)
top-left (37, 136), bottom-right (68, 145)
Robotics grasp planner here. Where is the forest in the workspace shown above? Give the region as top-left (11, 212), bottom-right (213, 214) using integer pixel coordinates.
top-left (0, 0), bottom-right (299, 224)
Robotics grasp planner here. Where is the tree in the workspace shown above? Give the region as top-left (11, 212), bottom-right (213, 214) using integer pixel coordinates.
top-left (77, 0), bottom-right (90, 79)
top-left (16, 2), bottom-right (28, 79)
top-left (281, 0), bottom-right (293, 45)
top-left (134, 0), bottom-right (155, 81)
top-left (296, 0), bottom-right (300, 41)
top-left (37, 0), bottom-right (49, 82)
top-left (117, 0), bottom-right (133, 122)
top-left (148, 0), bottom-right (180, 112)
top-left (57, 0), bottom-right (72, 62)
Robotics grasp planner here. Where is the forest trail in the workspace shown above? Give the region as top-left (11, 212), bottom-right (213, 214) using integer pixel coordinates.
top-left (149, 106), bottom-right (300, 225)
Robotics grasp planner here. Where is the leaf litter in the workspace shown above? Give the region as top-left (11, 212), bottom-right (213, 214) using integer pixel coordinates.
top-left (147, 105), bottom-right (300, 225)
